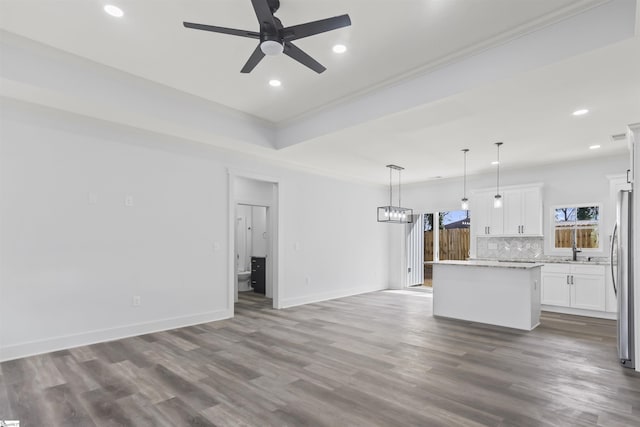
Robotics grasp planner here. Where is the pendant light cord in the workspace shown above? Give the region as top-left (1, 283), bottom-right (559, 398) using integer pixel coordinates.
top-left (398, 169), bottom-right (402, 208)
top-left (495, 143), bottom-right (502, 195)
top-left (463, 149), bottom-right (467, 199)
top-left (389, 166), bottom-right (392, 207)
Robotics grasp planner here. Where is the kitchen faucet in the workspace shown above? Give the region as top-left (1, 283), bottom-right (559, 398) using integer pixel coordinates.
top-left (572, 229), bottom-right (581, 261)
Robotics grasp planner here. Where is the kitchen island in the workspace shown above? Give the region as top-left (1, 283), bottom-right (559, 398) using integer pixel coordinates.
top-left (431, 260), bottom-right (543, 331)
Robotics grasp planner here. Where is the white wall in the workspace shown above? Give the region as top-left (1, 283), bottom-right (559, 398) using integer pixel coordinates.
top-left (251, 206), bottom-right (268, 258)
top-left (0, 99), bottom-right (389, 361)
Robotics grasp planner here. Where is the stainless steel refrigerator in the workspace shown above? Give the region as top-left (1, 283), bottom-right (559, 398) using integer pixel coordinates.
top-left (611, 189), bottom-right (635, 369)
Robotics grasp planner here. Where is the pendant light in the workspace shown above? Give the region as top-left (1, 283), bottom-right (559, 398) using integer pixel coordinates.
top-left (377, 165), bottom-right (413, 223)
top-left (493, 142), bottom-right (503, 208)
top-left (461, 149), bottom-right (469, 210)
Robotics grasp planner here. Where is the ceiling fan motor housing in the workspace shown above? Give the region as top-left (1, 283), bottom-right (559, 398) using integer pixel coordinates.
top-left (268, 0), bottom-right (280, 14)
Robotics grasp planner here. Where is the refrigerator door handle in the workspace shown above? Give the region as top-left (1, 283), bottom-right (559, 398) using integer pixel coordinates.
top-left (610, 223), bottom-right (617, 296)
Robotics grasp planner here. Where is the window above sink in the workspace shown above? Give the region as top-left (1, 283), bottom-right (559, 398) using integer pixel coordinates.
top-left (549, 204), bottom-right (602, 254)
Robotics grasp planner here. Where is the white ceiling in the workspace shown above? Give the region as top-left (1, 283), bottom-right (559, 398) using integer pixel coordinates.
top-left (275, 36), bottom-right (640, 183)
top-left (1, 0), bottom-right (639, 185)
top-left (0, 0), bottom-right (609, 122)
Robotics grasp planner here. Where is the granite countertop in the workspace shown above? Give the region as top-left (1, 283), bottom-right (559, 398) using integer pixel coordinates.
top-left (428, 260), bottom-right (544, 269)
top-left (471, 257), bottom-right (610, 266)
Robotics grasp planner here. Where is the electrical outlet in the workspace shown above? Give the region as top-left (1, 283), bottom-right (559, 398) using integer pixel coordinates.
top-left (305, 276), bottom-right (311, 286)
top-left (88, 192), bottom-right (98, 205)
top-left (132, 296), bottom-right (141, 306)
top-left (212, 242), bottom-right (220, 252)
top-left (125, 195), bottom-right (134, 207)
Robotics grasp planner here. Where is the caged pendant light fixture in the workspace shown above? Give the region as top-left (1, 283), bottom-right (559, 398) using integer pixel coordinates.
top-left (377, 165), bottom-right (413, 223)
top-left (493, 142), bottom-right (503, 208)
top-left (461, 149), bottom-right (470, 210)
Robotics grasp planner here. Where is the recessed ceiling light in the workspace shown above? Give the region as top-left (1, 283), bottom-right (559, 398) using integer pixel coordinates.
top-left (491, 161), bottom-right (500, 165)
top-left (268, 79), bottom-right (281, 87)
top-left (572, 109), bottom-right (589, 116)
top-left (332, 44), bottom-right (347, 54)
top-left (104, 5), bottom-right (124, 17)
top-left (589, 144), bottom-right (601, 150)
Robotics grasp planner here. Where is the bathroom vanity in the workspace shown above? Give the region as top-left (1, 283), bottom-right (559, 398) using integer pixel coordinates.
top-left (251, 256), bottom-right (266, 294)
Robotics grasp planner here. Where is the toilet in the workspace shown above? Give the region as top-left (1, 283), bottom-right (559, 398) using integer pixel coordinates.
top-left (237, 270), bottom-right (252, 291)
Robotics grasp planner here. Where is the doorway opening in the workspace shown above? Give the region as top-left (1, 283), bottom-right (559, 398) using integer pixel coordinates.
top-left (410, 210), bottom-right (471, 289)
top-left (228, 173), bottom-right (280, 313)
top-left (235, 204), bottom-right (269, 299)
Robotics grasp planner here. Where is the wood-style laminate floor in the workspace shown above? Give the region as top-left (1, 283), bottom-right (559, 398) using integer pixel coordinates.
top-left (1, 290), bottom-right (639, 426)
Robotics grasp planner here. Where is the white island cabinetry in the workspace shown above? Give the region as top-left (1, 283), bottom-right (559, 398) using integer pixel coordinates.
top-left (432, 260), bottom-right (542, 331)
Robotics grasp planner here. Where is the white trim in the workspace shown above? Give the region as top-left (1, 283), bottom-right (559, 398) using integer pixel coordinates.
top-left (542, 305), bottom-right (616, 320)
top-left (470, 182), bottom-right (545, 195)
top-left (628, 122), bottom-right (640, 372)
top-left (0, 308), bottom-right (231, 362)
top-left (227, 169), bottom-right (282, 312)
top-left (280, 286), bottom-right (387, 309)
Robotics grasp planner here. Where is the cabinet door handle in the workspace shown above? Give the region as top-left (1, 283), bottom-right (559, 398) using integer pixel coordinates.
top-left (487, 226), bottom-right (490, 234)
top-left (571, 275), bottom-right (574, 285)
top-left (567, 275), bottom-right (570, 285)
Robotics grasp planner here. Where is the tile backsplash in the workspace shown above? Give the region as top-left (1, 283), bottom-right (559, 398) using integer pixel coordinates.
top-left (476, 236), bottom-right (544, 260)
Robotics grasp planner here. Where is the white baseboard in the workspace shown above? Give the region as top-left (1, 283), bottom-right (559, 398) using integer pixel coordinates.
top-left (280, 285), bottom-right (387, 309)
top-left (542, 305), bottom-right (616, 320)
top-left (0, 308), bottom-right (231, 362)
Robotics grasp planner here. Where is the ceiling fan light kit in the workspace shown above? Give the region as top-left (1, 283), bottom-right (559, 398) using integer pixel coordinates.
top-left (183, 0), bottom-right (351, 74)
top-left (260, 40), bottom-right (284, 56)
top-left (378, 165), bottom-right (413, 224)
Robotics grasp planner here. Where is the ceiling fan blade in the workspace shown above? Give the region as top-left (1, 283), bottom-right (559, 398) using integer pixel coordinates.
top-left (282, 14), bottom-right (351, 41)
top-left (250, 0), bottom-right (277, 32)
top-left (241, 44), bottom-right (266, 73)
top-left (183, 22), bottom-right (260, 39)
top-left (284, 42), bottom-right (326, 73)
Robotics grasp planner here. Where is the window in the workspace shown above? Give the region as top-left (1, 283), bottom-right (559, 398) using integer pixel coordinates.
top-left (552, 205), bottom-right (601, 251)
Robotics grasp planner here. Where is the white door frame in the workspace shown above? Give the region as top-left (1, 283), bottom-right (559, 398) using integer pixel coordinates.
top-left (227, 169), bottom-right (281, 313)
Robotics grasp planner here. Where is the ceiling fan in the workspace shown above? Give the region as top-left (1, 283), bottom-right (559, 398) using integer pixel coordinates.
top-left (183, 0), bottom-right (351, 74)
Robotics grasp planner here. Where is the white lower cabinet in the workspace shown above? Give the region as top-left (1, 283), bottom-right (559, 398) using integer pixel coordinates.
top-left (541, 272), bottom-right (572, 306)
top-left (541, 264), bottom-right (606, 313)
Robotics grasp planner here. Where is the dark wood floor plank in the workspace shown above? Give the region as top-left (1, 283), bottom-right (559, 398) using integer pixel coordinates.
top-left (1, 290), bottom-right (639, 426)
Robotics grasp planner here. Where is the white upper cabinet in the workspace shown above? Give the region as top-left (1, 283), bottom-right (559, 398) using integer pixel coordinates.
top-left (504, 186), bottom-right (543, 236)
top-left (473, 189), bottom-right (504, 235)
top-left (472, 184), bottom-right (542, 237)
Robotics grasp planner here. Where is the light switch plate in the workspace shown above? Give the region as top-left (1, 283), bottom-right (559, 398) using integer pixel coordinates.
top-left (125, 195), bottom-right (134, 207)
top-left (88, 192), bottom-right (97, 205)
